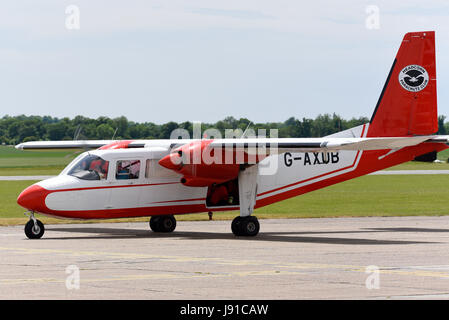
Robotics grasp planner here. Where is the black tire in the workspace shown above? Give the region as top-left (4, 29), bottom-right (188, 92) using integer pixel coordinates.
top-left (232, 216), bottom-right (260, 236)
top-left (231, 216), bottom-right (243, 235)
top-left (242, 216), bottom-right (260, 236)
top-left (159, 215), bottom-right (176, 232)
top-left (24, 219), bottom-right (45, 239)
top-left (149, 216), bottom-right (161, 232)
top-left (150, 215), bottom-right (176, 233)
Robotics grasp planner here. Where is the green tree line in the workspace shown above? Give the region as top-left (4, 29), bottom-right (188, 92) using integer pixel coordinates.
top-left (1, 114), bottom-right (447, 145)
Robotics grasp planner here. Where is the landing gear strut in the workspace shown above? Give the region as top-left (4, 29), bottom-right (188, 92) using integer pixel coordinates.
top-left (24, 211), bottom-right (45, 239)
top-left (231, 216), bottom-right (260, 236)
top-left (230, 163), bottom-right (260, 236)
top-left (149, 215), bottom-right (176, 233)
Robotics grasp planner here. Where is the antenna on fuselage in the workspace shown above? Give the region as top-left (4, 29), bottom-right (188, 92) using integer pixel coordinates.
top-left (242, 122), bottom-right (253, 139)
top-left (64, 125), bottom-right (85, 158)
top-left (73, 125), bottom-right (82, 140)
top-left (112, 127), bottom-right (118, 140)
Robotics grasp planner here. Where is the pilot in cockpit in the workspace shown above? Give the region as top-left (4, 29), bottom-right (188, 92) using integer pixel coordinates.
top-left (89, 159), bottom-right (108, 180)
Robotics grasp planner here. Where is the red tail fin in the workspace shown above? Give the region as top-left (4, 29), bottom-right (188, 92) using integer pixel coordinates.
top-left (368, 31), bottom-right (437, 137)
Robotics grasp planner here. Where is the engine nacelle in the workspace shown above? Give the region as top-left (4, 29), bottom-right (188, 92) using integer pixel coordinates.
top-left (159, 140), bottom-right (240, 187)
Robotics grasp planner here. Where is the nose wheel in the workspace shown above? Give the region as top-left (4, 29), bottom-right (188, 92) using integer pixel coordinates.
top-left (24, 212), bottom-right (45, 239)
top-left (149, 215), bottom-right (176, 233)
top-left (231, 216), bottom-right (259, 236)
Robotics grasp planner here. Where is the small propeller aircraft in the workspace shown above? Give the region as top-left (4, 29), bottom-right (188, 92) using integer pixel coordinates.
top-left (16, 31), bottom-right (449, 239)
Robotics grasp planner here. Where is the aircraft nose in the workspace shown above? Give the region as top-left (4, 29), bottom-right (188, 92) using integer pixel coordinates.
top-left (17, 185), bottom-right (48, 212)
top-left (159, 153), bottom-right (183, 171)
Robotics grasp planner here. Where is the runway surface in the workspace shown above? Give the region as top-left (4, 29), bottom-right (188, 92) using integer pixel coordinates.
top-left (1, 216), bottom-right (449, 299)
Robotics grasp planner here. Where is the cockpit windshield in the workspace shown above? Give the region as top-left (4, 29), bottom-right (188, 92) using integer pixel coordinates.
top-left (67, 154), bottom-right (109, 181)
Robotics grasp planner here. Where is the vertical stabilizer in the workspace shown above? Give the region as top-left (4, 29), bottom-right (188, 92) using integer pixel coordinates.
top-left (368, 31), bottom-right (437, 137)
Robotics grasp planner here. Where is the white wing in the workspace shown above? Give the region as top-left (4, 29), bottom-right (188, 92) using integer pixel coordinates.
top-left (15, 140), bottom-right (145, 150)
top-left (208, 136), bottom-right (439, 154)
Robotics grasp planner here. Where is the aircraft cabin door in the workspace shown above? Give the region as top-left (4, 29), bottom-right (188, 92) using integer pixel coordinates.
top-left (107, 159), bottom-right (143, 210)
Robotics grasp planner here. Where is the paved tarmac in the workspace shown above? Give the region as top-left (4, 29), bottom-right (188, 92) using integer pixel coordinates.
top-left (1, 216), bottom-right (449, 299)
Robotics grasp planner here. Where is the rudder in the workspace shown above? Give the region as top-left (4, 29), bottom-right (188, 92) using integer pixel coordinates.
top-left (368, 31), bottom-right (437, 137)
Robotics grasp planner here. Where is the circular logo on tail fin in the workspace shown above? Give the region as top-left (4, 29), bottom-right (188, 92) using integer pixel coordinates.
top-left (398, 65), bottom-right (429, 92)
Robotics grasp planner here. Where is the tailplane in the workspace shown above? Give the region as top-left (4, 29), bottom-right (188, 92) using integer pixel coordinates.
top-left (368, 31), bottom-right (437, 137)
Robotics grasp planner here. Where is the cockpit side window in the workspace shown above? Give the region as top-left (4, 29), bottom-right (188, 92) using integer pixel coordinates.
top-left (116, 160), bottom-right (141, 180)
top-left (68, 154), bottom-right (109, 181)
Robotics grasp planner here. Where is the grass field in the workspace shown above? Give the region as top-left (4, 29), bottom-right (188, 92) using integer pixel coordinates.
top-left (1, 145), bottom-right (449, 226)
top-left (0, 146), bottom-right (78, 175)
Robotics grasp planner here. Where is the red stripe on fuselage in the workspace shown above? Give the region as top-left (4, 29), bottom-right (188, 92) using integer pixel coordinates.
top-left (49, 181), bottom-right (180, 193)
top-left (149, 198), bottom-right (206, 204)
top-left (255, 142), bottom-right (448, 209)
top-left (257, 151), bottom-right (361, 197)
top-left (257, 124), bottom-right (366, 198)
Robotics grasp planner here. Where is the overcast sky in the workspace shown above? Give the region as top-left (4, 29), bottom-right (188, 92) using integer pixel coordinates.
top-left (1, 1), bottom-right (449, 123)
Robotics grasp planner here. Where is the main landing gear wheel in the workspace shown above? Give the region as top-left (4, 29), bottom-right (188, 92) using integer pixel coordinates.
top-left (149, 215), bottom-right (176, 233)
top-left (231, 216), bottom-right (259, 237)
top-left (24, 219), bottom-right (45, 239)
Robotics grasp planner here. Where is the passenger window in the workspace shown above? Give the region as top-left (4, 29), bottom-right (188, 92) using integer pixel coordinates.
top-left (116, 160), bottom-right (141, 180)
top-left (145, 159), bottom-right (180, 179)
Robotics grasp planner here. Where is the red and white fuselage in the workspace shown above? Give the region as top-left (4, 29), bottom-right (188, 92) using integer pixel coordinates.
top-left (16, 122), bottom-right (447, 220)
top-left (15, 31), bottom-right (449, 237)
